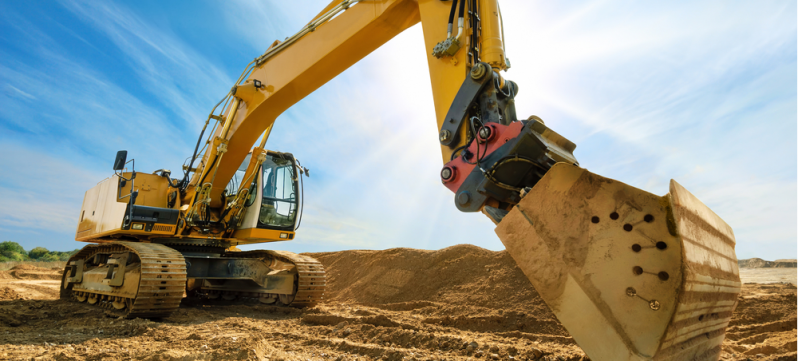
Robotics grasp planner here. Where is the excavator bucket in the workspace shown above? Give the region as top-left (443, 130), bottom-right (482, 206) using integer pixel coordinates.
top-left (496, 163), bottom-right (739, 361)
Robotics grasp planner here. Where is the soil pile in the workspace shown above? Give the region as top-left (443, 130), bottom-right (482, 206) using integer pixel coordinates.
top-left (0, 287), bottom-right (22, 300)
top-left (310, 245), bottom-right (551, 311)
top-left (310, 245), bottom-right (566, 338)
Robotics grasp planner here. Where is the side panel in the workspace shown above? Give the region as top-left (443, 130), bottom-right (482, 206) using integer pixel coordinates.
top-left (75, 175), bottom-right (177, 242)
top-left (98, 175), bottom-right (127, 235)
top-left (75, 179), bottom-right (105, 239)
top-left (75, 175), bottom-right (128, 241)
top-left (117, 172), bottom-right (175, 209)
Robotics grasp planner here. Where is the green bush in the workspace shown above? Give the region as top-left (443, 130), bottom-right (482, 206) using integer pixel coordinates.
top-left (0, 242), bottom-right (81, 262)
top-left (0, 241), bottom-right (28, 262)
top-left (28, 247), bottom-right (50, 260)
top-left (50, 250), bottom-right (80, 261)
top-left (39, 253), bottom-right (61, 262)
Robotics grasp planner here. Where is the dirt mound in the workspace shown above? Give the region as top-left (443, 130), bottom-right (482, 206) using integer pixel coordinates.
top-left (309, 244), bottom-right (550, 311)
top-left (10, 264), bottom-right (48, 271)
top-left (308, 245), bottom-right (564, 337)
top-left (0, 286), bottom-right (22, 300)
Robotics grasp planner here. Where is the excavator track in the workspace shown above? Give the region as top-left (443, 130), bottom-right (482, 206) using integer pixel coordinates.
top-left (226, 250), bottom-right (326, 307)
top-left (60, 242), bottom-right (187, 318)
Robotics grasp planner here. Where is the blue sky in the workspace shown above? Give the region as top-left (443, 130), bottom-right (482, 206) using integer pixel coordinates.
top-left (0, 1), bottom-right (794, 261)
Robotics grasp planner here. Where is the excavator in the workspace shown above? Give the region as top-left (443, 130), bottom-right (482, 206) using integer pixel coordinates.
top-left (63, 0), bottom-right (741, 360)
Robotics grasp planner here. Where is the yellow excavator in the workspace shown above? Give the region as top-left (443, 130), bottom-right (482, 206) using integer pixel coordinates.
top-left (63, 1), bottom-right (741, 360)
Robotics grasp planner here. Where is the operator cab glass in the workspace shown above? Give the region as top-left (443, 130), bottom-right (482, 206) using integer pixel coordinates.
top-left (224, 152), bottom-right (300, 231)
top-left (225, 154), bottom-right (252, 197)
top-left (258, 153), bottom-right (298, 230)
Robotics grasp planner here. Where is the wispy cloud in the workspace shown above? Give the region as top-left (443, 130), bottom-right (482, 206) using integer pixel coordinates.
top-left (0, 54), bottom-right (187, 246)
top-left (0, 140), bottom-right (105, 234)
top-left (56, 0), bottom-right (233, 129)
top-left (219, 0), bottom-right (324, 53)
top-left (0, 59), bottom-right (186, 169)
top-left (4, 85), bottom-right (35, 100)
top-left (507, 1), bottom-right (795, 144)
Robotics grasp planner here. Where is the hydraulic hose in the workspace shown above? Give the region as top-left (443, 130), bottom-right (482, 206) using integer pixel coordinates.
top-left (447, 0), bottom-right (458, 38)
top-left (456, 0), bottom-right (466, 40)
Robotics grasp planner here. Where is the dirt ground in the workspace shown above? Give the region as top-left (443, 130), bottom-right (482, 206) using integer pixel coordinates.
top-left (739, 268), bottom-right (797, 286)
top-left (0, 245), bottom-right (794, 361)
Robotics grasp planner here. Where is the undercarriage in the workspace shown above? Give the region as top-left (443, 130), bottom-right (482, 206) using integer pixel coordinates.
top-left (60, 241), bottom-right (326, 318)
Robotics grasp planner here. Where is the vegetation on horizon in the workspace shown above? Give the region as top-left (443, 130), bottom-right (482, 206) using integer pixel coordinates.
top-left (0, 241), bottom-right (79, 262)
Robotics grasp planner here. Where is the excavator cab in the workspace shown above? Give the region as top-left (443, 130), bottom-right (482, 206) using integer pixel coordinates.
top-left (226, 150), bottom-right (304, 243)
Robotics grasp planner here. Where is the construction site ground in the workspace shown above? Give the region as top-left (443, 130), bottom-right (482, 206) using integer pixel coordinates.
top-left (0, 245), bottom-right (794, 361)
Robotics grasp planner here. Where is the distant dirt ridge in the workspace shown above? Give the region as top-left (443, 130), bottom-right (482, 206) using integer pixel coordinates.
top-left (738, 258), bottom-right (797, 268)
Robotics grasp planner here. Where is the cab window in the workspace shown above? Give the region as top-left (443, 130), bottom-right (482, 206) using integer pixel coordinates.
top-left (258, 155), bottom-right (297, 230)
top-left (225, 154), bottom-right (251, 196)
